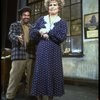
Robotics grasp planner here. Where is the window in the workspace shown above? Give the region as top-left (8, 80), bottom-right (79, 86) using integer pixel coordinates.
top-left (27, 0), bottom-right (83, 57)
top-left (27, 0), bottom-right (47, 23)
top-left (61, 0), bottom-right (83, 57)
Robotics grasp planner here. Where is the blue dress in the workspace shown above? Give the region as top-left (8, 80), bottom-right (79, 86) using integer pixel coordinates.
top-left (30, 15), bottom-right (67, 96)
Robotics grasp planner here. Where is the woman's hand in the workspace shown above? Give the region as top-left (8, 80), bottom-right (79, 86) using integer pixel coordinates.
top-left (43, 34), bottom-right (49, 40)
top-left (39, 28), bottom-right (49, 37)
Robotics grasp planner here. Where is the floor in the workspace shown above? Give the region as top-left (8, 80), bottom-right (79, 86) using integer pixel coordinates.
top-left (53, 84), bottom-right (98, 100)
top-left (1, 84), bottom-right (98, 100)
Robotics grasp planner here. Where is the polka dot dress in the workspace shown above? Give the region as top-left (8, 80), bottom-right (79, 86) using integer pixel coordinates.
top-left (30, 16), bottom-right (67, 97)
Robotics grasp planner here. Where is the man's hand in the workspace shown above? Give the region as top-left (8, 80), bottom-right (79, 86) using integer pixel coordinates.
top-left (17, 34), bottom-right (24, 45)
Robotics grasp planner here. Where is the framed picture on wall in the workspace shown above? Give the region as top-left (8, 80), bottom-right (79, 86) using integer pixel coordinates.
top-left (71, 19), bottom-right (82, 35)
top-left (84, 12), bottom-right (98, 39)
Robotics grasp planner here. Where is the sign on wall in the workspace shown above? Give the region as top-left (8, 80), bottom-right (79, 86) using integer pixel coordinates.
top-left (84, 12), bottom-right (98, 39)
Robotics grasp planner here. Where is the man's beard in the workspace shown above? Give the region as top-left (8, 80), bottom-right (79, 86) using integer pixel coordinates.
top-left (23, 18), bottom-right (30, 24)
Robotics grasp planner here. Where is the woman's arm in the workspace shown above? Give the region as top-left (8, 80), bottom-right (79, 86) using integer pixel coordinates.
top-left (48, 20), bottom-right (67, 44)
top-left (30, 16), bottom-right (44, 40)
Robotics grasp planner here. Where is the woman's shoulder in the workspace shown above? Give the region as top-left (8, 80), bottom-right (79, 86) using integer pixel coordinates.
top-left (32, 16), bottom-right (43, 25)
top-left (60, 18), bottom-right (67, 24)
top-left (38, 16), bottom-right (44, 21)
top-left (56, 19), bottom-right (67, 26)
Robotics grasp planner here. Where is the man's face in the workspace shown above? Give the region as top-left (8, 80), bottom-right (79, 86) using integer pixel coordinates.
top-left (21, 11), bottom-right (31, 24)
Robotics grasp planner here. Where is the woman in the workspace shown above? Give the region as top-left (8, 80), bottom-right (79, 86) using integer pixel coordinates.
top-left (30, 0), bottom-right (67, 100)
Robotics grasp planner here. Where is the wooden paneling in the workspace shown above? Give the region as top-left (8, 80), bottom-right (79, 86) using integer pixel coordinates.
top-left (1, 59), bottom-right (11, 93)
top-left (1, 48), bottom-right (11, 94)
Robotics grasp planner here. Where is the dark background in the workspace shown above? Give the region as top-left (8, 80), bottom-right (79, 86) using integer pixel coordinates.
top-left (1, 0), bottom-right (18, 49)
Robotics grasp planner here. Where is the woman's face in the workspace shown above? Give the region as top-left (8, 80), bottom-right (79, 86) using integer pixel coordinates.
top-left (48, 1), bottom-right (59, 15)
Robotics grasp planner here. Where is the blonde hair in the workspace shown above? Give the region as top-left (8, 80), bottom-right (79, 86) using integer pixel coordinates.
top-left (44, 0), bottom-right (65, 10)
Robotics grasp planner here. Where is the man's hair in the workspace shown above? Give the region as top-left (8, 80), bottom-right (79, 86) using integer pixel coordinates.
top-left (18, 6), bottom-right (31, 16)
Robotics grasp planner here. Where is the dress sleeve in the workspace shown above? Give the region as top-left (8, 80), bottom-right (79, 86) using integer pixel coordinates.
top-left (48, 20), bottom-right (67, 44)
top-left (30, 16), bottom-right (43, 40)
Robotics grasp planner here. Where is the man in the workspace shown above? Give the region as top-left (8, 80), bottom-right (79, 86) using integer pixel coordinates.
top-left (6, 6), bottom-right (36, 100)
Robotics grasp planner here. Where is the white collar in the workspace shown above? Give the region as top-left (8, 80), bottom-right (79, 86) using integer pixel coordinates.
top-left (44, 15), bottom-right (61, 24)
top-left (44, 15), bottom-right (61, 31)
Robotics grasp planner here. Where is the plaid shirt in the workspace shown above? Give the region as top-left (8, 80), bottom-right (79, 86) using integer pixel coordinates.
top-left (8, 21), bottom-right (35, 61)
